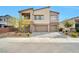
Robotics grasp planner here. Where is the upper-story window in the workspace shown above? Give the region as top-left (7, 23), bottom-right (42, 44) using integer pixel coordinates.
top-left (0, 18), bottom-right (2, 21)
top-left (34, 15), bottom-right (44, 20)
top-left (51, 15), bottom-right (58, 22)
top-left (4, 19), bottom-right (6, 21)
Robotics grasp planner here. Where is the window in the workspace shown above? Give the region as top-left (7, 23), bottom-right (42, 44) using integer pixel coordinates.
top-left (0, 18), bottom-right (2, 21)
top-left (51, 15), bottom-right (58, 22)
top-left (0, 24), bottom-right (2, 28)
top-left (4, 19), bottom-right (6, 21)
top-left (34, 15), bottom-right (44, 20)
top-left (26, 16), bottom-right (30, 19)
top-left (51, 16), bottom-right (57, 20)
top-left (75, 23), bottom-right (79, 27)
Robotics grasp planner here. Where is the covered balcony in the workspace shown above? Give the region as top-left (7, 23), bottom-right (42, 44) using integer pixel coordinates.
top-left (19, 13), bottom-right (32, 33)
top-left (20, 13), bottom-right (32, 25)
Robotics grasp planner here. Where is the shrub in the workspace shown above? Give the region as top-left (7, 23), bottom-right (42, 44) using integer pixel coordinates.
top-left (71, 32), bottom-right (78, 38)
top-left (63, 30), bottom-right (69, 35)
top-left (76, 29), bottom-right (79, 32)
top-left (59, 28), bottom-right (63, 32)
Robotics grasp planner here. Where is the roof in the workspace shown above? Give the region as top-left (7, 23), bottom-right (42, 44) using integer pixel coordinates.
top-left (50, 11), bottom-right (59, 14)
top-left (0, 15), bottom-right (12, 19)
top-left (61, 16), bottom-right (79, 23)
top-left (34, 6), bottom-right (50, 11)
top-left (19, 6), bottom-right (59, 14)
top-left (19, 8), bottom-right (33, 13)
top-left (19, 7), bottom-right (50, 13)
top-left (67, 16), bottom-right (79, 21)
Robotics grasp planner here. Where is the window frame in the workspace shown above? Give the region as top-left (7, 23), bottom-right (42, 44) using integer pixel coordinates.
top-left (34, 15), bottom-right (44, 20)
top-left (0, 18), bottom-right (3, 21)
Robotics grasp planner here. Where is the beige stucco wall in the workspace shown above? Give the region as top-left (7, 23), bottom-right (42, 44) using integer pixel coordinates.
top-left (33, 8), bottom-right (50, 24)
top-left (50, 12), bottom-right (59, 23)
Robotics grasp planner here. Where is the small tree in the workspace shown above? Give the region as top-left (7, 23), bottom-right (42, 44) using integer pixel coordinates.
top-left (64, 21), bottom-right (74, 28)
top-left (8, 17), bottom-right (18, 28)
top-left (64, 21), bottom-right (74, 33)
top-left (18, 18), bottom-right (31, 33)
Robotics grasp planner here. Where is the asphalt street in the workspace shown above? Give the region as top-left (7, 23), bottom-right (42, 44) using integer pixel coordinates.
top-left (0, 42), bottom-right (79, 53)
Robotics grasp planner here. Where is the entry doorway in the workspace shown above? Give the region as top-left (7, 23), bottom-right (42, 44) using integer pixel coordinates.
top-left (24, 25), bottom-right (31, 33)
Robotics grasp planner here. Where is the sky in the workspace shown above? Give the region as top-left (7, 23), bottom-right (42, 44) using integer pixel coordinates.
top-left (0, 6), bottom-right (79, 21)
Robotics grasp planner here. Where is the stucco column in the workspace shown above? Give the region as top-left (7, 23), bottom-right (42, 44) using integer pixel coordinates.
top-left (30, 11), bottom-right (34, 32)
top-left (48, 24), bottom-right (50, 32)
top-left (30, 25), bottom-right (32, 32)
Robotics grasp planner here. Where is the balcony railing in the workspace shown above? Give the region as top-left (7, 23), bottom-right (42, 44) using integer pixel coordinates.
top-left (19, 19), bottom-right (32, 25)
top-left (0, 21), bottom-right (7, 25)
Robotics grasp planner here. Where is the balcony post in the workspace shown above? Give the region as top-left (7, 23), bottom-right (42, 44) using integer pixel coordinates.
top-left (48, 24), bottom-right (50, 32)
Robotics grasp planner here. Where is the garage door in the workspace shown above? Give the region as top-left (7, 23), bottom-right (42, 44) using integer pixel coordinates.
top-left (50, 25), bottom-right (58, 32)
top-left (35, 25), bottom-right (48, 32)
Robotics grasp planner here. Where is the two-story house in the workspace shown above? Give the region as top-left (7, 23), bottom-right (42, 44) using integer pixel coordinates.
top-left (0, 15), bottom-right (14, 28)
top-left (0, 15), bottom-right (9, 28)
top-left (0, 15), bottom-right (16, 33)
top-left (19, 7), bottom-right (59, 32)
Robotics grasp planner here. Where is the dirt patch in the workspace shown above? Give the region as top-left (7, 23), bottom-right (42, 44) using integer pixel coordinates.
top-left (0, 32), bottom-right (31, 38)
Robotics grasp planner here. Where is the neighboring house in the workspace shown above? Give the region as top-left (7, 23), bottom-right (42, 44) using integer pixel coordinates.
top-left (19, 7), bottom-right (59, 32)
top-left (61, 16), bottom-right (79, 31)
top-left (0, 15), bottom-right (16, 33)
top-left (0, 15), bottom-right (13, 28)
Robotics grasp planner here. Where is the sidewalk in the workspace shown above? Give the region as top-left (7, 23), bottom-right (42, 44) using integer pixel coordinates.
top-left (0, 37), bottom-right (79, 43)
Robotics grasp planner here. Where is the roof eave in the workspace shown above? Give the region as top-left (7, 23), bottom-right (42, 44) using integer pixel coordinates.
top-left (19, 8), bottom-right (33, 13)
top-left (50, 11), bottom-right (59, 14)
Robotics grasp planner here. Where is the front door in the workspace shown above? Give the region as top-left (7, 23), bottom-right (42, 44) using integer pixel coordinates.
top-left (24, 25), bottom-right (30, 33)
